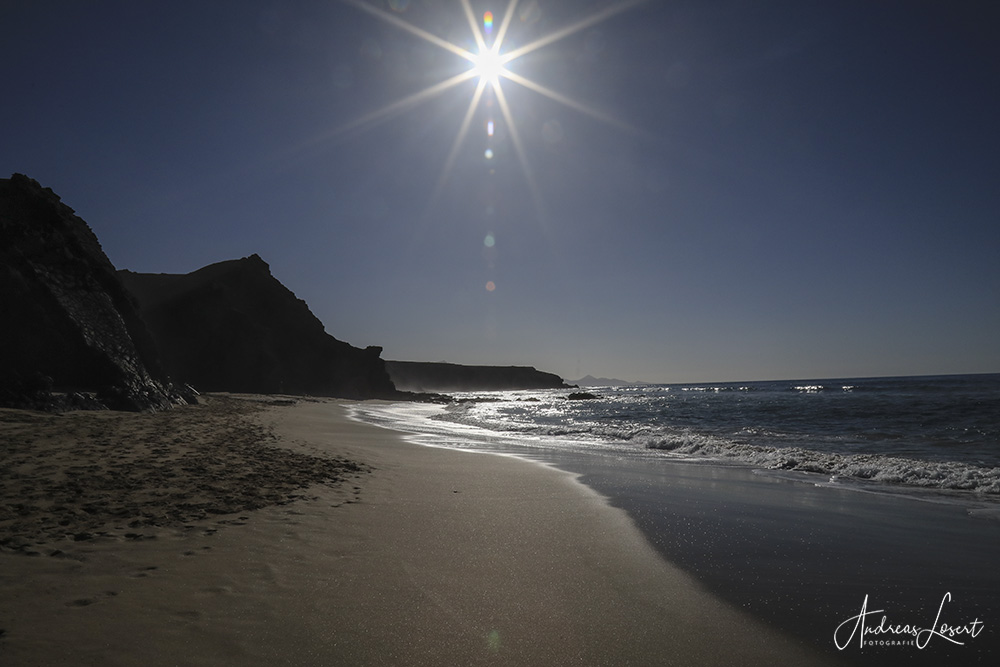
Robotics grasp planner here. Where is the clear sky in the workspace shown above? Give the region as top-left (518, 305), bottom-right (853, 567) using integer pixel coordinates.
top-left (3, 0), bottom-right (998, 383)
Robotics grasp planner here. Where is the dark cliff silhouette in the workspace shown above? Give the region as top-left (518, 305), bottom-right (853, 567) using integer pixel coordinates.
top-left (386, 361), bottom-right (569, 393)
top-left (119, 256), bottom-right (400, 399)
top-left (1, 173), bottom-right (570, 408)
top-left (0, 174), bottom-right (189, 411)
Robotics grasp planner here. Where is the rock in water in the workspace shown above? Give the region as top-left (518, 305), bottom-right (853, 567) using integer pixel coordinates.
top-left (119, 255), bottom-right (399, 399)
top-left (0, 174), bottom-right (186, 411)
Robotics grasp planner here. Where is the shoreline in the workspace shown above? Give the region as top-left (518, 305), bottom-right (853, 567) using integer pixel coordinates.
top-left (1, 396), bottom-right (837, 665)
top-left (349, 399), bottom-right (1000, 664)
top-left (565, 454), bottom-right (1000, 665)
top-left (261, 399), bottom-right (838, 665)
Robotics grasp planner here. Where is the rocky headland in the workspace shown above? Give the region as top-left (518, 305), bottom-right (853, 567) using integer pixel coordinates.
top-left (1, 174), bottom-right (573, 409)
top-left (386, 360), bottom-right (570, 393)
top-left (119, 256), bottom-right (400, 399)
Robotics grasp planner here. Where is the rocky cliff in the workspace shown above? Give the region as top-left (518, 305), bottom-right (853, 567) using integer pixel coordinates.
top-left (119, 256), bottom-right (400, 399)
top-left (385, 361), bottom-right (569, 393)
top-left (0, 174), bottom-right (188, 411)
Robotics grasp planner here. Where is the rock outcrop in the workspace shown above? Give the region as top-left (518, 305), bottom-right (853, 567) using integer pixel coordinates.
top-left (0, 174), bottom-right (189, 411)
top-left (385, 361), bottom-right (570, 393)
top-left (119, 256), bottom-right (400, 399)
top-left (0, 172), bottom-right (563, 407)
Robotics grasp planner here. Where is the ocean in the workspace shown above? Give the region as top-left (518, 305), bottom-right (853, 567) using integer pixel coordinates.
top-left (352, 373), bottom-right (1000, 498)
top-left (349, 373), bottom-right (1000, 662)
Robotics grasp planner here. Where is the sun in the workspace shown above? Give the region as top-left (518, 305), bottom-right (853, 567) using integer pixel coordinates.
top-left (470, 47), bottom-right (506, 85)
top-left (340, 0), bottom-right (645, 204)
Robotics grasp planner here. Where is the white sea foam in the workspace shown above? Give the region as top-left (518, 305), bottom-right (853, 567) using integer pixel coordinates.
top-left (645, 438), bottom-right (1000, 494)
top-left (357, 375), bottom-right (1000, 498)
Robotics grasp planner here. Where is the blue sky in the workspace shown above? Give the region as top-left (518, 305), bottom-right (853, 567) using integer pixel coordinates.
top-left (3, 0), bottom-right (998, 383)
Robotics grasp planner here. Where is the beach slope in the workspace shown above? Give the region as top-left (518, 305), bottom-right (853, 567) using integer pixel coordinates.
top-left (0, 398), bottom-right (836, 666)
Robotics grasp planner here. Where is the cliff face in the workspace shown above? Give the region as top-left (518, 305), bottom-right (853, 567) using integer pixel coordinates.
top-left (119, 256), bottom-right (399, 399)
top-left (0, 174), bottom-right (187, 411)
top-left (385, 361), bottom-right (569, 393)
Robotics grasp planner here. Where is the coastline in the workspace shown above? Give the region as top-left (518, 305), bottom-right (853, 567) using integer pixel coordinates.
top-left (1, 396), bottom-right (836, 666)
top-left (350, 397), bottom-right (1000, 664)
top-left (565, 455), bottom-right (1000, 665)
top-left (264, 399), bottom-right (836, 665)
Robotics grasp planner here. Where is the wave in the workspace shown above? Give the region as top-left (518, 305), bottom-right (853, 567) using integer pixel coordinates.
top-left (438, 400), bottom-right (1000, 495)
top-left (645, 435), bottom-right (1000, 494)
top-left (363, 387), bottom-right (1000, 498)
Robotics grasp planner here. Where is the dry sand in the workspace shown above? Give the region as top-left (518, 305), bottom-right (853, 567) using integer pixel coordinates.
top-left (1, 396), bottom-right (840, 666)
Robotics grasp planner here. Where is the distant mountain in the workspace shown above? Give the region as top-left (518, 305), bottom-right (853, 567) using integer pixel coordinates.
top-left (0, 174), bottom-right (190, 411)
top-left (120, 256), bottom-right (400, 399)
top-left (386, 361), bottom-right (570, 393)
top-left (571, 375), bottom-right (645, 387)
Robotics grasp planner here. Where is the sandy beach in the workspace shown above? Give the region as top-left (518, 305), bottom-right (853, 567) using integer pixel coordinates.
top-left (0, 396), bottom-right (839, 666)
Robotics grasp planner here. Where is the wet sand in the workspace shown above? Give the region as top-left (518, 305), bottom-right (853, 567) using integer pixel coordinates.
top-left (564, 455), bottom-right (1000, 665)
top-left (0, 397), bottom-right (838, 665)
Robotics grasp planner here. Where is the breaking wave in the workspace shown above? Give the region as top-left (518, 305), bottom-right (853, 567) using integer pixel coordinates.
top-left (643, 434), bottom-right (1000, 494)
top-left (353, 375), bottom-right (1000, 498)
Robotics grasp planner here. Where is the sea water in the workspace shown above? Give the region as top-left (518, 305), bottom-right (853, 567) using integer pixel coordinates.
top-left (350, 374), bottom-right (1000, 661)
top-left (352, 373), bottom-right (1000, 498)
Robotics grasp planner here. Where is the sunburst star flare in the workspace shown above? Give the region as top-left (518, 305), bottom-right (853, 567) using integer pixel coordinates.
top-left (338, 0), bottom-right (645, 207)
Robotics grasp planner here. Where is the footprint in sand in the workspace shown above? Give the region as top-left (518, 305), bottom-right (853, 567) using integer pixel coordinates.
top-left (65, 590), bottom-right (118, 606)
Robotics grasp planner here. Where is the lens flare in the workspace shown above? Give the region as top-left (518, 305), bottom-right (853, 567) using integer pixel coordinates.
top-left (485, 281), bottom-right (496, 292)
top-left (339, 0), bottom-right (645, 215)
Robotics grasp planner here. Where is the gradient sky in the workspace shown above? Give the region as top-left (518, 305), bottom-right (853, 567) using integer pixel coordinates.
top-left (3, 0), bottom-right (998, 383)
